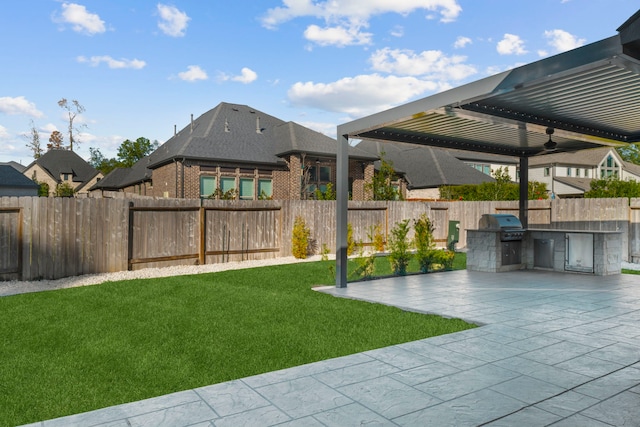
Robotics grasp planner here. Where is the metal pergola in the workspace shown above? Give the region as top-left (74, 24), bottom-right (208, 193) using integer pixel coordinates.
top-left (335, 9), bottom-right (640, 287)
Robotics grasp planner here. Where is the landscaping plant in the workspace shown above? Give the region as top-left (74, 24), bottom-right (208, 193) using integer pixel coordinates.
top-left (388, 219), bottom-right (412, 275)
top-left (414, 214), bottom-right (436, 273)
top-left (292, 216), bottom-right (310, 259)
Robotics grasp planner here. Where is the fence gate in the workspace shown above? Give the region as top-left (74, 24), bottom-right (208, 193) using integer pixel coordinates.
top-left (0, 208), bottom-right (22, 280)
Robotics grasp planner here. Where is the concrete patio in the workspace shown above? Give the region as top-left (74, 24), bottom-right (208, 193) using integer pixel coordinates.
top-left (23, 270), bottom-right (640, 426)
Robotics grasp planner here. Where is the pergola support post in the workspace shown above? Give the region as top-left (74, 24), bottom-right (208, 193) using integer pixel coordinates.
top-left (519, 156), bottom-right (529, 229)
top-left (335, 129), bottom-right (349, 288)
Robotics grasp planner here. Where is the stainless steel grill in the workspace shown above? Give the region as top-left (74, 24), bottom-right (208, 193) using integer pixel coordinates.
top-left (478, 214), bottom-right (525, 241)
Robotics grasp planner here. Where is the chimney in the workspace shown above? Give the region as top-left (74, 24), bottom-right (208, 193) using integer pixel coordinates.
top-left (190, 114), bottom-right (194, 133)
top-left (256, 116), bottom-right (262, 134)
top-left (174, 124), bottom-right (177, 136)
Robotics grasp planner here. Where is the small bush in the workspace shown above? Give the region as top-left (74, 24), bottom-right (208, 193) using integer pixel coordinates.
top-left (388, 219), bottom-right (412, 275)
top-left (54, 182), bottom-right (75, 197)
top-left (347, 223), bottom-right (356, 256)
top-left (414, 214), bottom-right (435, 273)
top-left (292, 216), bottom-right (310, 259)
top-left (351, 246), bottom-right (376, 280)
top-left (367, 224), bottom-right (385, 252)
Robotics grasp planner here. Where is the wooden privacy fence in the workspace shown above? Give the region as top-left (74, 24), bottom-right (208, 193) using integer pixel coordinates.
top-left (0, 196), bottom-right (638, 281)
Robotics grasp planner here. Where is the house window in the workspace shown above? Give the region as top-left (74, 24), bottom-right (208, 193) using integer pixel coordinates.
top-left (567, 167), bottom-right (572, 176)
top-left (544, 167), bottom-right (550, 177)
top-left (600, 155), bottom-right (620, 178)
top-left (467, 163), bottom-right (491, 175)
top-left (220, 177), bottom-right (236, 195)
top-left (63, 173), bottom-right (71, 181)
top-left (258, 179), bottom-right (272, 199)
top-left (319, 166), bottom-right (331, 182)
top-left (239, 178), bottom-right (254, 200)
top-left (576, 168), bottom-right (580, 177)
top-left (200, 176), bottom-right (216, 198)
top-left (584, 169), bottom-right (590, 178)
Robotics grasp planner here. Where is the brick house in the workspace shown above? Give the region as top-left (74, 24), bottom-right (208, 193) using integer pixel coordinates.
top-left (23, 150), bottom-right (102, 196)
top-left (92, 102), bottom-right (377, 200)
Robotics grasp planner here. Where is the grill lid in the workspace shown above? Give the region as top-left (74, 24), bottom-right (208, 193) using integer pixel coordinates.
top-left (478, 214), bottom-right (523, 230)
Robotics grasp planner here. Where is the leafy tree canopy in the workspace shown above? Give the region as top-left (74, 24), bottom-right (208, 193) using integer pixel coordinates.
top-left (366, 152), bottom-right (403, 201)
top-left (89, 137), bottom-right (159, 175)
top-left (616, 143), bottom-right (640, 165)
top-left (584, 176), bottom-right (640, 199)
top-left (440, 167), bottom-right (548, 201)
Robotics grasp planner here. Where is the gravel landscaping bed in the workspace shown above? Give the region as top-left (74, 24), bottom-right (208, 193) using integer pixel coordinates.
top-left (1, 257), bottom-right (638, 298)
top-left (0, 255), bottom-right (331, 297)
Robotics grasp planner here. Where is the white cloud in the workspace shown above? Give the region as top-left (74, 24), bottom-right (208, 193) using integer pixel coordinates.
top-left (178, 65), bottom-right (208, 82)
top-left (55, 2), bottom-right (106, 35)
top-left (262, 0), bottom-right (463, 29)
top-left (0, 96), bottom-right (44, 118)
top-left (288, 74), bottom-right (443, 117)
top-left (304, 23), bottom-right (372, 47)
top-left (454, 36), bottom-right (472, 49)
top-left (544, 29), bottom-right (586, 53)
top-left (297, 121), bottom-right (338, 137)
top-left (157, 4), bottom-right (190, 37)
top-left (219, 67), bottom-right (258, 84)
top-left (497, 33), bottom-right (527, 55)
top-left (390, 25), bottom-right (404, 38)
top-left (77, 55), bottom-right (146, 69)
top-left (369, 48), bottom-right (476, 81)
top-left (537, 49), bottom-right (549, 57)
top-left (0, 125), bottom-right (9, 139)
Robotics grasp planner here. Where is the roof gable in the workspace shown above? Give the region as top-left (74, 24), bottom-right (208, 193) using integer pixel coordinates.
top-left (28, 150), bottom-right (99, 183)
top-left (147, 102), bottom-right (377, 169)
top-left (528, 147), bottom-right (620, 167)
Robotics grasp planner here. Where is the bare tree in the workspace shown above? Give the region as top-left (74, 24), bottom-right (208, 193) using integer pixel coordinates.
top-left (48, 130), bottom-right (64, 150)
top-left (23, 119), bottom-right (43, 159)
top-left (58, 98), bottom-right (86, 151)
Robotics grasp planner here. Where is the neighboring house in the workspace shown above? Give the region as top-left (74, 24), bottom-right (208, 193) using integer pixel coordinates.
top-left (0, 165), bottom-right (39, 196)
top-left (90, 158), bottom-right (153, 197)
top-left (529, 147), bottom-right (640, 198)
top-left (23, 150), bottom-right (103, 196)
top-left (356, 140), bottom-right (496, 200)
top-left (446, 149), bottom-right (520, 182)
top-left (92, 102), bottom-right (378, 200)
top-left (0, 161), bottom-right (27, 173)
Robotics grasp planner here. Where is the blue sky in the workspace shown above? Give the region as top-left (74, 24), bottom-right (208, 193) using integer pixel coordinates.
top-left (1, 0), bottom-right (638, 165)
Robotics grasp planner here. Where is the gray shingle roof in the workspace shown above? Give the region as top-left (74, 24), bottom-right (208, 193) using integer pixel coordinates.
top-left (356, 140), bottom-right (495, 189)
top-left (0, 161), bottom-right (27, 173)
top-left (0, 165), bottom-right (39, 188)
top-left (147, 102), bottom-right (376, 169)
top-left (27, 149), bottom-right (99, 183)
top-left (90, 157), bottom-right (153, 190)
top-left (528, 147), bottom-right (618, 167)
top-left (554, 177), bottom-right (594, 192)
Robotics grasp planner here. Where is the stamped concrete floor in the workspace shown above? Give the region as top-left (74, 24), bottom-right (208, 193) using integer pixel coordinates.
top-left (23, 270), bottom-right (640, 427)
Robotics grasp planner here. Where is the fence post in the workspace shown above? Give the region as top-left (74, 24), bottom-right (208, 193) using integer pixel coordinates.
top-left (127, 201), bottom-right (134, 271)
top-left (199, 200), bottom-right (206, 265)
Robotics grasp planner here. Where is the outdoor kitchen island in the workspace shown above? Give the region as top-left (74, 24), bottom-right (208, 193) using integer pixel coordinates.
top-left (467, 214), bottom-right (623, 276)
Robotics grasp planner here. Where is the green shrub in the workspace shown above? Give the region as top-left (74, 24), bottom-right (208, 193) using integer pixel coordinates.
top-left (347, 223), bottom-right (356, 256)
top-left (292, 216), bottom-right (310, 259)
top-left (351, 246), bottom-right (376, 280)
top-left (414, 214), bottom-right (435, 273)
top-left (388, 219), bottom-right (412, 275)
top-left (367, 223), bottom-right (385, 252)
top-left (54, 182), bottom-right (75, 197)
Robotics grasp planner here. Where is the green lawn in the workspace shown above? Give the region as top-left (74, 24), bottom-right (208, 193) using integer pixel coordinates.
top-left (623, 269), bottom-right (640, 275)
top-left (0, 258), bottom-right (474, 426)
